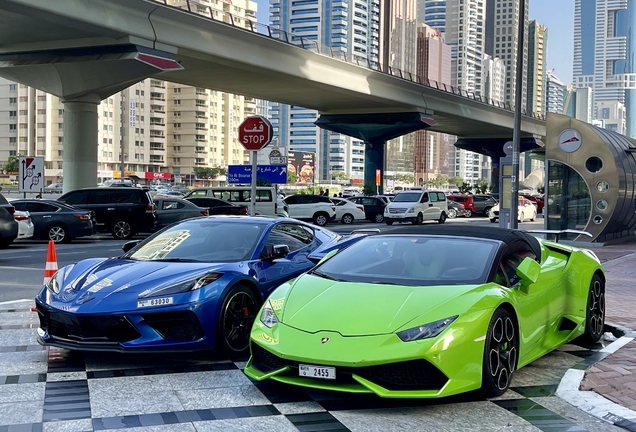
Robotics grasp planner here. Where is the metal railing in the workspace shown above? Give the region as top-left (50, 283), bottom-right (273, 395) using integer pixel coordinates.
top-left (156, 0), bottom-right (546, 121)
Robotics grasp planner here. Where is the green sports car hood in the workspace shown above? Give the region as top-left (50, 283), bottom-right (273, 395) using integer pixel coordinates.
top-left (280, 273), bottom-right (481, 336)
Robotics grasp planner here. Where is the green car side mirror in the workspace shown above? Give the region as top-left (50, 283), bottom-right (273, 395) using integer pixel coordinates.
top-left (516, 257), bottom-right (540, 286)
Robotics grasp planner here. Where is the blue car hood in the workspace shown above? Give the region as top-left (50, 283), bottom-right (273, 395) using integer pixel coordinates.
top-left (49, 258), bottom-right (228, 310)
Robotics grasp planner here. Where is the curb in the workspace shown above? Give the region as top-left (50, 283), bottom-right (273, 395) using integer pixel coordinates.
top-left (557, 333), bottom-right (636, 430)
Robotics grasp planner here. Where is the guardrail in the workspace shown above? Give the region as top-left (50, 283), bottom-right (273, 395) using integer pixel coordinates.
top-left (155, 0), bottom-right (546, 121)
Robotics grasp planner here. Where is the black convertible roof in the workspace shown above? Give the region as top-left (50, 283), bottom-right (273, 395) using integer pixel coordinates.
top-left (383, 225), bottom-right (542, 260)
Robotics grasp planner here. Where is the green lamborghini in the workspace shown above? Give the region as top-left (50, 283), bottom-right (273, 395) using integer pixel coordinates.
top-left (244, 226), bottom-right (605, 398)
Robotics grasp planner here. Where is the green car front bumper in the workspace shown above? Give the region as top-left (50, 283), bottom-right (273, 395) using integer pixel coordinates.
top-left (244, 317), bottom-right (489, 398)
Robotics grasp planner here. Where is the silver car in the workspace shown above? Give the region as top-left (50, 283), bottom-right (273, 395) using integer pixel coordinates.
top-left (153, 197), bottom-right (209, 229)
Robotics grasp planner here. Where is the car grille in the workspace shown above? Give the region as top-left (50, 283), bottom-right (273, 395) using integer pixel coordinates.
top-left (388, 208), bottom-right (406, 214)
top-left (141, 310), bottom-right (204, 341)
top-left (37, 303), bottom-right (141, 343)
top-left (251, 343), bottom-right (448, 391)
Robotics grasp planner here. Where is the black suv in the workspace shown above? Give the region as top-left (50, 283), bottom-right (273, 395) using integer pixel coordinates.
top-left (0, 191), bottom-right (18, 248)
top-left (58, 187), bottom-right (157, 239)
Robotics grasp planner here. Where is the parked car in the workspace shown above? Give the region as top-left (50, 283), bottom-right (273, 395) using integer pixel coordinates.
top-left (348, 196), bottom-right (387, 223)
top-left (489, 196), bottom-right (537, 223)
top-left (58, 187), bottom-right (157, 239)
top-left (246, 225), bottom-right (606, 398)
top-left (11, 200), bottom-right (95, 243)
top-left (330, 197), bottom-right (366, 224)
top-left (472, 194), bottom-right (498, 216)
top-left (14, 210), bottom-right (34, 240)
top-left (384, 190), bottom-right (448, 225)
top-left (284, 194), bottom-right (336, 226)
top-left (184, 197), bottom-right (247, 216)
top-left (154, 190), bottom-right (185, 198)
top-left (35, 217), bottom-right (370, 354)
top-left (0, 191), bottom-right (18, 248)
top-left (446, 199), bottom-right (469, 218)
top-left (185, 186), bottom-right (277, 216)
top-left (375, 195), bottom-right (394, 204)
top-left (445, 195), bottom-right (476, 216)
top-left (153, 197), bottom-right (209, 229)
top-left (521, 194), bottom-right (545, 214)
top-left (44, 183), bottom-right (64, 194)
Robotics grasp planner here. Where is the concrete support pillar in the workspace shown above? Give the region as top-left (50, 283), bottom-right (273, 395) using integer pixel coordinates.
top-left (62, 94), bottom-right (101, 193)
top-left (364, 141), bottom-right (384, 195)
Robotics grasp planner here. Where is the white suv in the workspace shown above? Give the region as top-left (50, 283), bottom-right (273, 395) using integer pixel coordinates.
top-left (384, 189), bottom-right (448, 225)
top-left (283, 194), bottom-right (336, 226)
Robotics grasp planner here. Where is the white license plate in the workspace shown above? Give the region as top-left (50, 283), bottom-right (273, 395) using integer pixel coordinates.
top-left (137, 297), bottom-right (174, 308)
top-left (299, 364), bottom-right (336, 380)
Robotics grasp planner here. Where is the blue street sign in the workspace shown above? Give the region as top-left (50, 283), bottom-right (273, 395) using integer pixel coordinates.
top-left (228, 164), bottom-right (288, 184)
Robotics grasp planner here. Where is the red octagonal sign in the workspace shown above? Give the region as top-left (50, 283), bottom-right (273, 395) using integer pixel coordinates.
top-left (238, 116), bottom-right (273, 150)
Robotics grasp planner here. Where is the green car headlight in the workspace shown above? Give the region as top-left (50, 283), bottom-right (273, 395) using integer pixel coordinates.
top-left (260, 300), bottom-right (279, 328)
top-left (397, 316), bottom-right (458, 342)
top-left (138, 272), bottom-right (223, 298)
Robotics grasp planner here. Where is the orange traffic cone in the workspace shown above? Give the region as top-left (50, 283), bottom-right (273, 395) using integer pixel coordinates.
top-left (43, 240), bottom-right (58, 286)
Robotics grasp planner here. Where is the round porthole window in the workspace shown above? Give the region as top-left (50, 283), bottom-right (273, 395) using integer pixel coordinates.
top-left (596, 200), bottom-right (608, 211)
top-left (586, 156), bottom-right (603, 173)
top-left (596, 181), bottom-right (609, 193)
top-left (593, 215), bottom-right (603, 224)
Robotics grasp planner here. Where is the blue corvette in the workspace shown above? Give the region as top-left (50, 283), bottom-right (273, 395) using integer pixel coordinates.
top-left (35, 216), bottom-right (366, 354)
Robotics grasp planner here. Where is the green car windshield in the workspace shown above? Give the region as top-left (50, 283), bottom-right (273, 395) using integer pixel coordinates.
top-left (126, 220), bottom-right (265, 262)
top-left (314, 235), bottom-right (498, 286)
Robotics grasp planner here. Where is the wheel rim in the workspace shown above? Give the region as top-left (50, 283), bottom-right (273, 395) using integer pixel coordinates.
top-left (589, 279), bottom-right (605, 338)
top-left (113, 221), bottom-right (132, 238)
top-left (488, 314), bottom-right (517, 391)
top-left (448, 209), bottom-right (457, 218)
top-left (374, 213), bottom-right (384, 223)
top-left (223, 292), bottom-right (257, 352)
top-left (49, 226), bottom-right (65, 242)
top-left (343, 214), bottom-right (353, 224)
top-left (316, 215), bottom-right (327, 226)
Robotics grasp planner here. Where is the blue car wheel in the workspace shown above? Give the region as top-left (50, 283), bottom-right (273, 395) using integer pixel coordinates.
top-left (218, 284), bottom-right (259, 354)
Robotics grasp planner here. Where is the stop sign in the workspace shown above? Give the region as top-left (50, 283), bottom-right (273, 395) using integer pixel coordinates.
top-left (238, 116), bottom-right (273, 150)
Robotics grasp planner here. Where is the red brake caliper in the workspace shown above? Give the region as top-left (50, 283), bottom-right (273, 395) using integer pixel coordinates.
top-left (243, 307), bottom-right (249, 330)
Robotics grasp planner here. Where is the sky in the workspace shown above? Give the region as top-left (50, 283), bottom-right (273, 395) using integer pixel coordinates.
top-left (253, 0), bottom-right (575, 84)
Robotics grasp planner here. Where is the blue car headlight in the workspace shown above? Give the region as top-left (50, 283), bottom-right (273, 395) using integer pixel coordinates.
top-left (397, 316), bottom-right (458, 342)
top-left (138, 272), bottom-right (223, 298)
top-left (260, 300), bottom-right (279, 328)
top-left (46, 265), bottom-right (75, 294)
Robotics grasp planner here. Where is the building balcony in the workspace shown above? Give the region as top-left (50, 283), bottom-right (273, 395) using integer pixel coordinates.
top-left (150, 97), bottom-right (166, 102)
top-left (149, 157), bottom-right (165, 164)
top-left (150, 122), bottom-right (165, 127)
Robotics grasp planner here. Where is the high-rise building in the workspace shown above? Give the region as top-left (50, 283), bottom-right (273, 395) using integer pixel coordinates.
top-left (483, 54), bottom-right (506, 103)
top-left (484, 0), bottom-right (529, 107)
top-left (574, 87), bottom-right (594, 124)
top-left (573, 0), bottom-right (636, 137)
top-left (414, 24), bottom-right (453, 186)
top-left (268, 0), bottom-right (380, 184)
top-left (418, 0), bottom-right (447, 34)
top-left (527, 20), bottom-right (547, 116)
top-left (597, 100), bottom-right (627, 134)
top-left (380, 0), bottom-right (418, 176)
top-left (546, 70), bottom-right (566, 115)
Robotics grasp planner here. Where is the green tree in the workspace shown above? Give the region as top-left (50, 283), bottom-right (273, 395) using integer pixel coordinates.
top-left (330, 171), bottom-right (349, 182)
top-left (459, 182), bottom-right (473, 194)
top-left (4, 156), bottom-right (18, 173)
top-left (475, 177), bottom-right (490, 194)
top-left (363, 183), bottom-right (376, 195)
top-left (256, 178), bottom-right (272, 186)
top-left (193, 166), bottom-right (226, 179)
top-left (448, 176), bottom-right (464, 188)
top-left (429, 177), bottom-right (447, 188)
top-left (394, 173), bottom-right (415, 184)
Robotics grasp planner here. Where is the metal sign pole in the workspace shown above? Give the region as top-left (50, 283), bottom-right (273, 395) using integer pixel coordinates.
top-left (250, 150), bottom-right (257, 216)
top-left (510, 0), bottom-right (526, 229)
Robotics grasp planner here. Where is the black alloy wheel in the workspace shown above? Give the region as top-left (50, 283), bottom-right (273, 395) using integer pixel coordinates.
top-left (481, 308), bottom-right (518, 397)
top-left (584, 275), bottom-right (605, 343)
top-left (219, 285), bottom-right (259, 354)
top-left (111, 219), bottom-right (134, 239)
top-left (374, 213), bottom-right (384, 223)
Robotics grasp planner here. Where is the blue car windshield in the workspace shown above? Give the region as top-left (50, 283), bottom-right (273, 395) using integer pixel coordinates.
top-left (314, 235), bottom-right (498, 286)
top-left (126, 220), bottom-right (265, 262)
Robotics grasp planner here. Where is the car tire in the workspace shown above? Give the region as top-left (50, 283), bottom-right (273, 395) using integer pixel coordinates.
top-left (447, 208), bottom-right (457, 219)
top-left (341, 213), bottom-right (354, 224)
top-left (530, 211), bottom-right (536, 222)
top-left (412, 212), bottom-right (423, 225)
top-left (312, 212), bottom-right (329, 226)
top-left (481, 307), bottom-right (518, 398)
top-left (438, 212), bottom-right (447, 224)
top-left (111, 219), bottom-right (134, 239)
top-left (490, 218), bottom-right (497, 223)
top-left (47, 224), bottom-right (70, 244)
top-left (464, 210), bottom-right (472, 218)
top-left (217, 284), bottom-right (259, 355)
top-left (385, 221), bottom-right (393, 226)
top-left (583, 274), bottom-right (605, 343)
top-left (483, 206), bottom-right (492, 217)
top-left (374, 213), bottom-right (384, 223)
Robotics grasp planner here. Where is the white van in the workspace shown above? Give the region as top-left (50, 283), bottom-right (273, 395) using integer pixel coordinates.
top-left (184, 186), bottom-right (280, 216)
top-left (384, 189), bottom-right (448, 225)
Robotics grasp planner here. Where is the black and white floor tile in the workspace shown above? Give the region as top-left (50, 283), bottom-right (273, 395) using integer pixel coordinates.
top-left (0, 300), bottom-right (623, 432)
